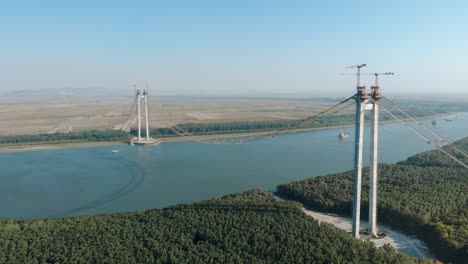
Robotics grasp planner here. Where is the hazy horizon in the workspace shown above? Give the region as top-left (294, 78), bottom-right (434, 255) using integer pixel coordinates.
top-left (3, 86), bottom-right (468, 102)
top-left (1, 1), bottom-right (468, 95)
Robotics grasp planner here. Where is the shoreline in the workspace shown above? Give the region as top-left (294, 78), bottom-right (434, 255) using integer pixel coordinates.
top-left (0, 141), bottom-right (123, 153)
top-left (0, 112), bottom-right (456, 153)
top-left (300, 208), bottom-right (434, 260)
top-left (273, 195), bottom-right (434, 259)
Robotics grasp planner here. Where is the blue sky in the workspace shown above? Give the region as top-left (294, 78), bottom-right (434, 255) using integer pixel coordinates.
top-left (1, 0), bottom-right (467, 96)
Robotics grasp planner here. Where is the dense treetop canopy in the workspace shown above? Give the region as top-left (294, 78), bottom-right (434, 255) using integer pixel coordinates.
top-left (277, 137), bottom-right (468, 264)
top-left (0, 190), bottom-right (425, 264)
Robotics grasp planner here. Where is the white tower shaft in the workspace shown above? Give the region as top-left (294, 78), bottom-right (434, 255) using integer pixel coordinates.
top-left (137, 92), bottom-right (142, 141)
top-left (352, 91), bottom-right (366, 238)
top-left (369, 101), bottom-right (379, 236)
top-left (144, 91), bottom-right (150, 141)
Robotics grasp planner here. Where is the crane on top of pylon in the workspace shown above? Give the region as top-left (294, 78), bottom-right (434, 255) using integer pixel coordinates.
top-left (367, 72), bottom-right (394, 84)
top-left (341, 69), bottom-right (394, 100)
top-left (365, 72), bottom-right (394, 100)
top-left (345, 64), bottom-right (369, 103)
top-left (342, 71), bottom-right (393, 85)
top-left (346, 64), bottom-right (367, 88)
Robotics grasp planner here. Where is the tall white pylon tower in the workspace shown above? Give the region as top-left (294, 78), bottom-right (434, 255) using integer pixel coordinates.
top-left (144, 89), bottom-right (150, 142)
top-left (368, 72), bottom-right (392, 237)
top-left (137, 89), bottom-right (142, 141)
top-left (349, 65), bottom-right (393, 238)
top-left (131, 87), bottom-right (160, 146)
top-left (349, 63), bottom-right (368, 239)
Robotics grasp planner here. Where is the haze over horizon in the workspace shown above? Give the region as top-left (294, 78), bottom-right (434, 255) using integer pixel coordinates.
top-left (1, 1), bottom-right (467, 96)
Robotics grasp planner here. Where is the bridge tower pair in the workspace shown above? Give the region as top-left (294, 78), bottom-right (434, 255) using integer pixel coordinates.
top-left (351, 64), bottom-right (383, 238)
top-left (131, 88), bottom-right (159, 145)
top-left (136, 89), bottom-right (150, 142)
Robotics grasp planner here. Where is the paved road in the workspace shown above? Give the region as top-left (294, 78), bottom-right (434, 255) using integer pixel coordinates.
top-left (302, 208), bottom-right (434, 260)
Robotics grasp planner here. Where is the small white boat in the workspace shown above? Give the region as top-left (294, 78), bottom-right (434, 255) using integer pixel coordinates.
top-left (339, 130), bottom-right (349, 139)
top-left (111, 150), bottom-right (120, 153)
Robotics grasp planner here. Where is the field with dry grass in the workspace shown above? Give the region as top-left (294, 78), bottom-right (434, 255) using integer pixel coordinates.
top-left (0, 90), bottom-right (344, 136)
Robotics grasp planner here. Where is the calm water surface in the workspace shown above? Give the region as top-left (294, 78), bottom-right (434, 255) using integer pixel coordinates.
top-left (1, 113), bottom-right (467, 219)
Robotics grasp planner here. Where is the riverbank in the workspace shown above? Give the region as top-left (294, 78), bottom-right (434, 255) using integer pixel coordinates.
top-left (0, 141), bottom-right (123, 153)
top-left (160, 111), bottom-right (454, 142)
top-left (0, 112), bottom-right (456, 153)
top-left (0, 122), bottom-right (376, 152)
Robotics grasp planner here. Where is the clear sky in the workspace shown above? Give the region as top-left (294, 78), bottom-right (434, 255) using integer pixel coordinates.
top-left (1, 0), bottom-right (467, 96)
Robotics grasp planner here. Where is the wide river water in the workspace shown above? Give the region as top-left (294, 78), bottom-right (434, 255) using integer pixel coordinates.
top-left (1, 113), bottom-right (467, 219)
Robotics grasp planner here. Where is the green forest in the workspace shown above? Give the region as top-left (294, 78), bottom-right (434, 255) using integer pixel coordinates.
top-left (0, 190), bottom-right (427, 264)
top-left (276, 137), bottom-right (468, 264)
top-left (0, 130), bottom-right (129, 145)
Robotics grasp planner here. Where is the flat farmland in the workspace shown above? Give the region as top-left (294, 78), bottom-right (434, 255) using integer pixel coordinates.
top-left (0, 94), bottom-right (347, 136)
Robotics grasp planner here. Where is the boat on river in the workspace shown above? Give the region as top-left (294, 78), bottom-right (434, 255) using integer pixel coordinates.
top-left (339, 130), bottom-right (349, 139)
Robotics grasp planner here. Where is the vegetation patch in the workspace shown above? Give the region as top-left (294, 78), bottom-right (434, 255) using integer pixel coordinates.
top-left (277, 137), bottom-right (468, 263)
top-left (0, 190), bottom-right (427, 263)
top-left (0, 130), bottom-right (129, 145)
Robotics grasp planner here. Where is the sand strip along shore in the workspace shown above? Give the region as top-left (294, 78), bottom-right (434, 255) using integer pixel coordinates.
top-left (301, 208), bottom-right (434, 260)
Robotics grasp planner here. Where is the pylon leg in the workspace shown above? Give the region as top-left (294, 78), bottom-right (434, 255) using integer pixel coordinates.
top-left (137, 93), bottom-right (141, 142)
top-left (352, 94), bottom-right (366, 238)
top-left (144, 92), bottom-right (150, 141)
top-left (368, 102), bottom-right (379, 237)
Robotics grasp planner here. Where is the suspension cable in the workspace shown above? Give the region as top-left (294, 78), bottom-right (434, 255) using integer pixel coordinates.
top-left (167, 93), bottom-right (357, 145)
top-left (378, 101), bottom-right (467, 169)
top-left (300, 94), bottom-right (356, 124)
top-left (168, 126), bottom-right (221, 144)
top-left (171, 124), bottom-right (281, 145)
top-left (298, 100), bottom-right (354, 127)
top-left (382, 96), bottom-right (468, 158)
top-left (115, 96), bottom-right (138, 131)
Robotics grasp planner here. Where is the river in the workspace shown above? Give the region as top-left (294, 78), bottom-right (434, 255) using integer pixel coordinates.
top-left (0, 113), bottom-right (467, 219)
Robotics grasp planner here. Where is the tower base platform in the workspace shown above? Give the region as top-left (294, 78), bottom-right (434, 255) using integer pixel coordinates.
top-left (129, 137), bottom-right (160, 146)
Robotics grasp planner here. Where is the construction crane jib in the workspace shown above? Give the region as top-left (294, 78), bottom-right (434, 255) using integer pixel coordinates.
top-left (349, 65), bottom-right (392, 238)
